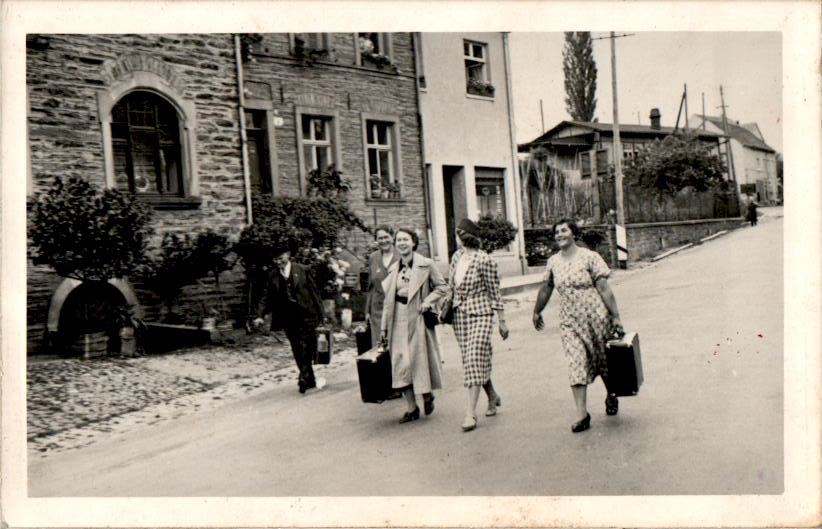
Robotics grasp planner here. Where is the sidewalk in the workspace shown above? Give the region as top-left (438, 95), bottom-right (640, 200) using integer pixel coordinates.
top-left (27, 330), bottom-right (358, 457)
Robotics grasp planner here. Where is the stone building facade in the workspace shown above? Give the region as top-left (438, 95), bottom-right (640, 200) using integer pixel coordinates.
top-left (26, 33), bottom-right (425, 354)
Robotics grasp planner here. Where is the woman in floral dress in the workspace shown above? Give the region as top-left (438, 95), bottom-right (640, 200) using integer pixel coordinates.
top-left (532, 219), bottom-right (624, 433)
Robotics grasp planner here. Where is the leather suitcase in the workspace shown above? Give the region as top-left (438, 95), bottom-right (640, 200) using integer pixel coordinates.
top-left (356, 345), bottom-right (393, 403)
top-left (603, 332), bottom-right (643, 396)
top-left (355, 325), bottom-right (372, 355)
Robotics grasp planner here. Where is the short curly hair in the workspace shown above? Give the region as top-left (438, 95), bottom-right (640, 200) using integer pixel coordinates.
top-left (552, 218), bottom-right (580, 238)
top-left (395, 227), bottom-right (419, 251)
top-left (374, 224), bottom-right (394, 238)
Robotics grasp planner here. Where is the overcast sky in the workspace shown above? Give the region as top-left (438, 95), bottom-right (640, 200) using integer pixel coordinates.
top-left (509, 32), bottom-right (783, 153)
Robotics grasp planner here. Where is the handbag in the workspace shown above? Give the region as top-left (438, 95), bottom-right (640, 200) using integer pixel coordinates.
top-left (423, 308), bottom-right (439, 329)
top-left (439, 298), bottom-right (454, 325)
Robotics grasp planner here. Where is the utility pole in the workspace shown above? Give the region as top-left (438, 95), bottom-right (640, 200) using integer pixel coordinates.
top-left (719, 85), bottom-right (737, 187)
top-left (702, 92), bottom-right (706, 130)
top-left (593, 31), bottom-right (633, 267)
top-left (610, 31), bottom-right (627, 267)
top-left (539, 99), bottom-right (545, 133)
top-left (684, 84), bottom-right (689, 129)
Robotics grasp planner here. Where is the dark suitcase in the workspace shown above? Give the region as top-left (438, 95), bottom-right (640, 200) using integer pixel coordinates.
top-left (355, 325), bottom-right (372, 355)
top-left (603, 332), bottom-right (643, 396)
top-left (356, 345), bottom-right (393, 403)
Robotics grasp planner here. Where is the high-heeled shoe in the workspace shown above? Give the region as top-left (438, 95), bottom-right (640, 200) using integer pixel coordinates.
top-left (571, 413), bottom-right (591, 433)
top-left (461, 414), bottom-right (477, 432)
top-left (485, 394), bottom-right (501, 416)
top-left (399, 407), bottom-right (420, 424)
top-left (605, 394), bottom-right (619, 416)
top-left (605, 395), bottom-right (619, 415)
top-left (423, 395), bottom-right (435, 416)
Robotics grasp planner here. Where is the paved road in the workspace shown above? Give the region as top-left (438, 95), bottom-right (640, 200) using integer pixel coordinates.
top-left (29, 217), bottom-right (782, 496)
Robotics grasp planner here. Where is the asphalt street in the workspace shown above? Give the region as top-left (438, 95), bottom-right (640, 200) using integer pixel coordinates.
top-left (28, 215), bottom-right (783, 497)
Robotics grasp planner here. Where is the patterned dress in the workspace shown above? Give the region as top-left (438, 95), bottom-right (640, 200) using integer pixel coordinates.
top-left (545, 247), bottom-right (612, 386)
top-left (448, 249), bottom-right (503, 387)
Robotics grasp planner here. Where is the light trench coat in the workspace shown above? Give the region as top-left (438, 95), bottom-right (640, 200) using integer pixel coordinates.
top-left (380, 252), bottom-right (448, 392)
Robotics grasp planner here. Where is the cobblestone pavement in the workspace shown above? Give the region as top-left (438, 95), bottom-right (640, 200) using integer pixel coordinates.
top-left (27, 329), bottom-right (358, 458)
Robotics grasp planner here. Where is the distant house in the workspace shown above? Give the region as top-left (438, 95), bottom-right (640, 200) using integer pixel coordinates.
top-left (518, 108), bottom-right (726, 226)
top-left (690, 115), bottom-right (779, 204)
top-left (415, 32), bottom-right (524, 275)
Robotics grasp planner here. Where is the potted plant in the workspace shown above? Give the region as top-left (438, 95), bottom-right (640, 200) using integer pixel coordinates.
top-left (369, 174), bottom-right (382, 198)
top-left (476, 214), bottom-right (518, 253)
top-left (193, 229), bottom-right (234, 332)
top-left (380, 176), bottom-right (392, 199)
top-left (109, 303), bottom-right (145, 357)
top-left (29, 176), bottom-right (153, 358)
top-left (387, 181), bottom-right (401, 199)
top-left (140, 232), bottom-right (201, 325)
top-left (467, 78), bottom-right (495, 97)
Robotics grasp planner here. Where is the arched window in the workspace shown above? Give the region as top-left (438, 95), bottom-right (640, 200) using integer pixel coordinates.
top-left (110, 91), bottom-right (183, 196)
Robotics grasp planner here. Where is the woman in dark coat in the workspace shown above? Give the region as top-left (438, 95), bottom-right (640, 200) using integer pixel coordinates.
top-left (364, 224), bottom-right (399, 346)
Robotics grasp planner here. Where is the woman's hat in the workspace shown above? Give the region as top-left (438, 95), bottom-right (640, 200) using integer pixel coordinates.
top-left (457, 218), bottom-right (481, 237)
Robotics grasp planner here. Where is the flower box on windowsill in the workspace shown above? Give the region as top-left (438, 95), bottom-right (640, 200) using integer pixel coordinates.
top-left (136, 194), bottom-right (202, 210)
top-left (361, 52), bottom-right (397, 72)
top-left (466, 79), bottom-right (495, 98)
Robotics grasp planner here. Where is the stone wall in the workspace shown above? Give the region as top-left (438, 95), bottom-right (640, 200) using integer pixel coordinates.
top-left (243, 33), bottom-right (427, 261)
top-left (26, 33), bottom-right (427, 354)
top-left (626, 218), bottom-right (745, 262)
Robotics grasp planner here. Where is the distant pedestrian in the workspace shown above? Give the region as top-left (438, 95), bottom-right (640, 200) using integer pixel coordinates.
top-left (746, 200), bottom-right (758, 226)
top-left (380, 228), bottom-right (448, 424)
top-left (364, 224), bottom-right (399, 347)
top-left (254, 243), bottom-right (327, 394)
top-left (532, 219), bottom-right (624, 433)
top-left (443, 218), bottom-right (509, 433)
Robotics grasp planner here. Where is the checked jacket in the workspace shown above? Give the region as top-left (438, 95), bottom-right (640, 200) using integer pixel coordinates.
top-left (446, 248), bottom-right (503, 315)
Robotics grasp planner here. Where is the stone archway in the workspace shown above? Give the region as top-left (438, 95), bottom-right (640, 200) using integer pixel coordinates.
top-left (47, 278), bottom-right (142, 334)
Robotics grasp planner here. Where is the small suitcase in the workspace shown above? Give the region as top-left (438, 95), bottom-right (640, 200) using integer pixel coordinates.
top-left (355, 324), bottom-right (372, 355)
top-left (356, 345), bottom-right (393, 403)
top-left (602, 332), bottom-right (643, 396)
top-left (314, 326), bottom-right (333, 365)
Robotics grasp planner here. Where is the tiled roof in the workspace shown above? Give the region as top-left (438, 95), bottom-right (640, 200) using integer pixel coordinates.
top-left (519, 120), bottom-right (723, 151)
top-left (700, 116), bottom-right (776, 153)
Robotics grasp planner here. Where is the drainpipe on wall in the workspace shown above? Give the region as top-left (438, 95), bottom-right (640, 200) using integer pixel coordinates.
top-left (234, 34), bottom-right (253, 225)
top-left (411, 32), bottom-right (437, 260)
top-left (503, 32), bottom-right (527, 275)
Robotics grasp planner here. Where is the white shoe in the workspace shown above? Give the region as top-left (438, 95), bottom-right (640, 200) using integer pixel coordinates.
top-left (315, 377), bottom-right (327, 390)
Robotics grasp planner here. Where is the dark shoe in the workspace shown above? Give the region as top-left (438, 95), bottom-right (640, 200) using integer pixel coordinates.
top-left (298, 381), bottom-right (307, 394)
top-left (605, 394), bottom-right (619, 416)
top-left (572, 413), bottom-right (591, 433)
top-left (485, 394), bottom-right (501, 417)
top-left (399, 407), bottom-right (420, 424)
top-left (424, 395), bottom-right (435, 416)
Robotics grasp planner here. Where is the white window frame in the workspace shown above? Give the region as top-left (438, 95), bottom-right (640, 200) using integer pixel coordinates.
top-left (361, 113), bottom-right (403, 199)
top-left (97, 72), bottom-right (199, 207)
top-left (295, 107), bottom-right (342, 195)
top-left (464, 39), bottom-right (490, 84)
top-left (355, 32), bottom-right (393, 66)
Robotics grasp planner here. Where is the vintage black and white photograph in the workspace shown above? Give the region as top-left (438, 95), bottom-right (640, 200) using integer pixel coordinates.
top-left (2, 1), bottom-right (820, 528)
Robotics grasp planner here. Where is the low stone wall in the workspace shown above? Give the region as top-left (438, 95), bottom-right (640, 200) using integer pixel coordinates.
top-left (626, 218), bottom-right (744, 262)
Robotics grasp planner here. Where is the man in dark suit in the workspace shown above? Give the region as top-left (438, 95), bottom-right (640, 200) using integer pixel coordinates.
top-left (254, 244), bottom-right (327, 394)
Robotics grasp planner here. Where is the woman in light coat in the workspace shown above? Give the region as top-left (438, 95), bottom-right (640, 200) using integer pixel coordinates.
top-left (380, 228), bottom-right (448, 423)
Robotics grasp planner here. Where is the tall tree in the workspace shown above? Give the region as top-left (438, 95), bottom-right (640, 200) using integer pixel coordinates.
top-left (562, 32), bottom-right (598, 122)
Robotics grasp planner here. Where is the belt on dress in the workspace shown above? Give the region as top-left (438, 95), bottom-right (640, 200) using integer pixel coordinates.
top-left (395, 295), bottom-right (408, 304)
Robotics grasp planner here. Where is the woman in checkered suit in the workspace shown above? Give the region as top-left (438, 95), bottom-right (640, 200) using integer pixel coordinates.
top-left (443, 218), bottom-right (510, 432)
